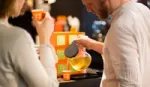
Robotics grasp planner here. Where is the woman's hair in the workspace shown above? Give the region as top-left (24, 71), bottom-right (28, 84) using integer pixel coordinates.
top-left (0, 0), bottom-right (17, 18)
top-left (20, 0), bottom-right (31, 15)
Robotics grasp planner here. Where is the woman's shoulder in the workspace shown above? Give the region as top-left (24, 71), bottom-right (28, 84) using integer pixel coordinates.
top-left (11, 26), bottom-right (33, 42)
top-left (3, 25), bottom-right (33, 44)
top-left (11, 25), bottom-right (28, 34)
top-left (0, 24), bottom-right (26, 38)
top-left (0, 25), bottom-right (34, 50)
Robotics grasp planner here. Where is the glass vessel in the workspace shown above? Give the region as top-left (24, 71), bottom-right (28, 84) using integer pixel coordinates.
top-left (69, 48), bottom-right (91, 71)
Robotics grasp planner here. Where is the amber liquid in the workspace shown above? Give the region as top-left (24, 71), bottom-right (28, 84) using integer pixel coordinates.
top-left (69, 57), bottom-right (91, 71)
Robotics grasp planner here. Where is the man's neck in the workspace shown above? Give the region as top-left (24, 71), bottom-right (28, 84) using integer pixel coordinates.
top-left (109, 0), bottom-right (130, 13)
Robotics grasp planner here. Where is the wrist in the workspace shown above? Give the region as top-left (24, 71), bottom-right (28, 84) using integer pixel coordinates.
top-left (88, 39), bottom-right (97, 50)
top-left (37, 34), bottom-right (51, 45)
top-left (90, 40), bottom-right (104, 54)
top-left (39, 37), bottom-right (50, 45)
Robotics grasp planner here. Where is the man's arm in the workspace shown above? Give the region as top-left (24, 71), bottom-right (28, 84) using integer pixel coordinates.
top-left (90, 40), bottom-right (104, 54)
top-left (76, 35), bottom-right (104, 54)
top-left (108, 25), bottom-right (140, 87)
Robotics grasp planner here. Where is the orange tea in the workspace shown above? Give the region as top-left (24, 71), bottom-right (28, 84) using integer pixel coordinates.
top-left (32, 9), bottom-right (45, 21)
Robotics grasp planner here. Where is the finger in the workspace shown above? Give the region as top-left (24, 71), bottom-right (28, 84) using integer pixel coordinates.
top-left (31, 20), bottom-right (35, 27)
top-left (32, 17), bottom-right (39, 28)
top-left (75, 39), bottom-right (81, 45)
top-left (43, 12), bottom-right (54, 23)
top-left (78, 44), bottom-right (85, 49)
top-left (78, 34), bottom-right (84, 38)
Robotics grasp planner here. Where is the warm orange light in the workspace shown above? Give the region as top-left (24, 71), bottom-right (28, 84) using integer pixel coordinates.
top-left (32, 9), bottom-right (45, 21)
top-left (62, 70), bottom-right (71, 81)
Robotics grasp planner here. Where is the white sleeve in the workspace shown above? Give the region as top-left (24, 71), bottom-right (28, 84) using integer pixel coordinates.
top-left (10, 31), bottom-right (59, 87)
top-left (39, 44), bottom-right (58, 84)
top-left (107, 25), bottom-right (140, 87)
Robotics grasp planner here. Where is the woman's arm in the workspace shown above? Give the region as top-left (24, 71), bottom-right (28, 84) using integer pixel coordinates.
top-left (10, 30), bottom-right (59, 87)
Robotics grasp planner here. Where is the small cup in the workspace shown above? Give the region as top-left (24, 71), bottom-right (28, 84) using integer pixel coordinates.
top-left (62, 70), bottom-right (71, 81)
top-left (31, 9), bottom-right (45, 21)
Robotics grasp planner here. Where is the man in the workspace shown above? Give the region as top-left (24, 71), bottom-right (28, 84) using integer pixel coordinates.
top-left (76, 0), bottom-right (150, 87)
top-left (138, 0), bottom-right (150, 8)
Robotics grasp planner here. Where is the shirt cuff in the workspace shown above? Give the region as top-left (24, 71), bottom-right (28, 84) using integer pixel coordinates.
top-left (39, 44), bottom-right (58, 68)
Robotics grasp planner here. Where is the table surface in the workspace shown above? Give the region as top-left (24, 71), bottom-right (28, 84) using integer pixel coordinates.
top-left (59, 77), bottom-right (101, 87)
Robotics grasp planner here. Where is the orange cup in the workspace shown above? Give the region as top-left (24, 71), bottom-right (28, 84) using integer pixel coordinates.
top-left (62, 70), bottom-right (71, 81)
top-left (32, 9), bottom-right (46, 21)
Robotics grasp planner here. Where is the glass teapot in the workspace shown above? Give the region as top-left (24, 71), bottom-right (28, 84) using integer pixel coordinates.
top-left (64, 41), bottom-right (91, 71)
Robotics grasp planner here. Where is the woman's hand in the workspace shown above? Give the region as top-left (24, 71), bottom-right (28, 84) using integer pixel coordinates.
top-left (32, 12), bottom-right (54, 44)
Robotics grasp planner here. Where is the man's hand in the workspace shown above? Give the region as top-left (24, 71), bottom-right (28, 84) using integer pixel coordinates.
top-left (75, 35), bottom-right (95, 50)
top-left (76, 35), bottom-right (104, 54)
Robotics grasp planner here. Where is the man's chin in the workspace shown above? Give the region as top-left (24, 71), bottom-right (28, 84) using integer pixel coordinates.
top-left (97, 15), bottom-right (108, 20)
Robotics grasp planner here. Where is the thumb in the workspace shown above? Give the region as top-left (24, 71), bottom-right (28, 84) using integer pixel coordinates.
top-left (43, 12), bottom-right (54, 23)
top-left (32, 17), bottom-right (41, 29)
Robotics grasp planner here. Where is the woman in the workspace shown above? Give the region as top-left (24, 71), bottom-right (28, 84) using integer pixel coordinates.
top-left (0, 0), bottom-right (59, 87)
top-left (9, 0), bottom-right (37, 43)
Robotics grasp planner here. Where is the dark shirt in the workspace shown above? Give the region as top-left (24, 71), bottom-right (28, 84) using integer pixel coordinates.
top-left (9, 10), bottom-right (37, 42)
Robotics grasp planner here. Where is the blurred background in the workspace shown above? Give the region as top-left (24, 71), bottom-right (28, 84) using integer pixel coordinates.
top-left (8, 0), bottom-right (150, 75)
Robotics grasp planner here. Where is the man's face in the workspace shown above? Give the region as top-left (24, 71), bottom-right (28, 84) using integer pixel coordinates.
top-left (82, 0), bottom-right (109, 20)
